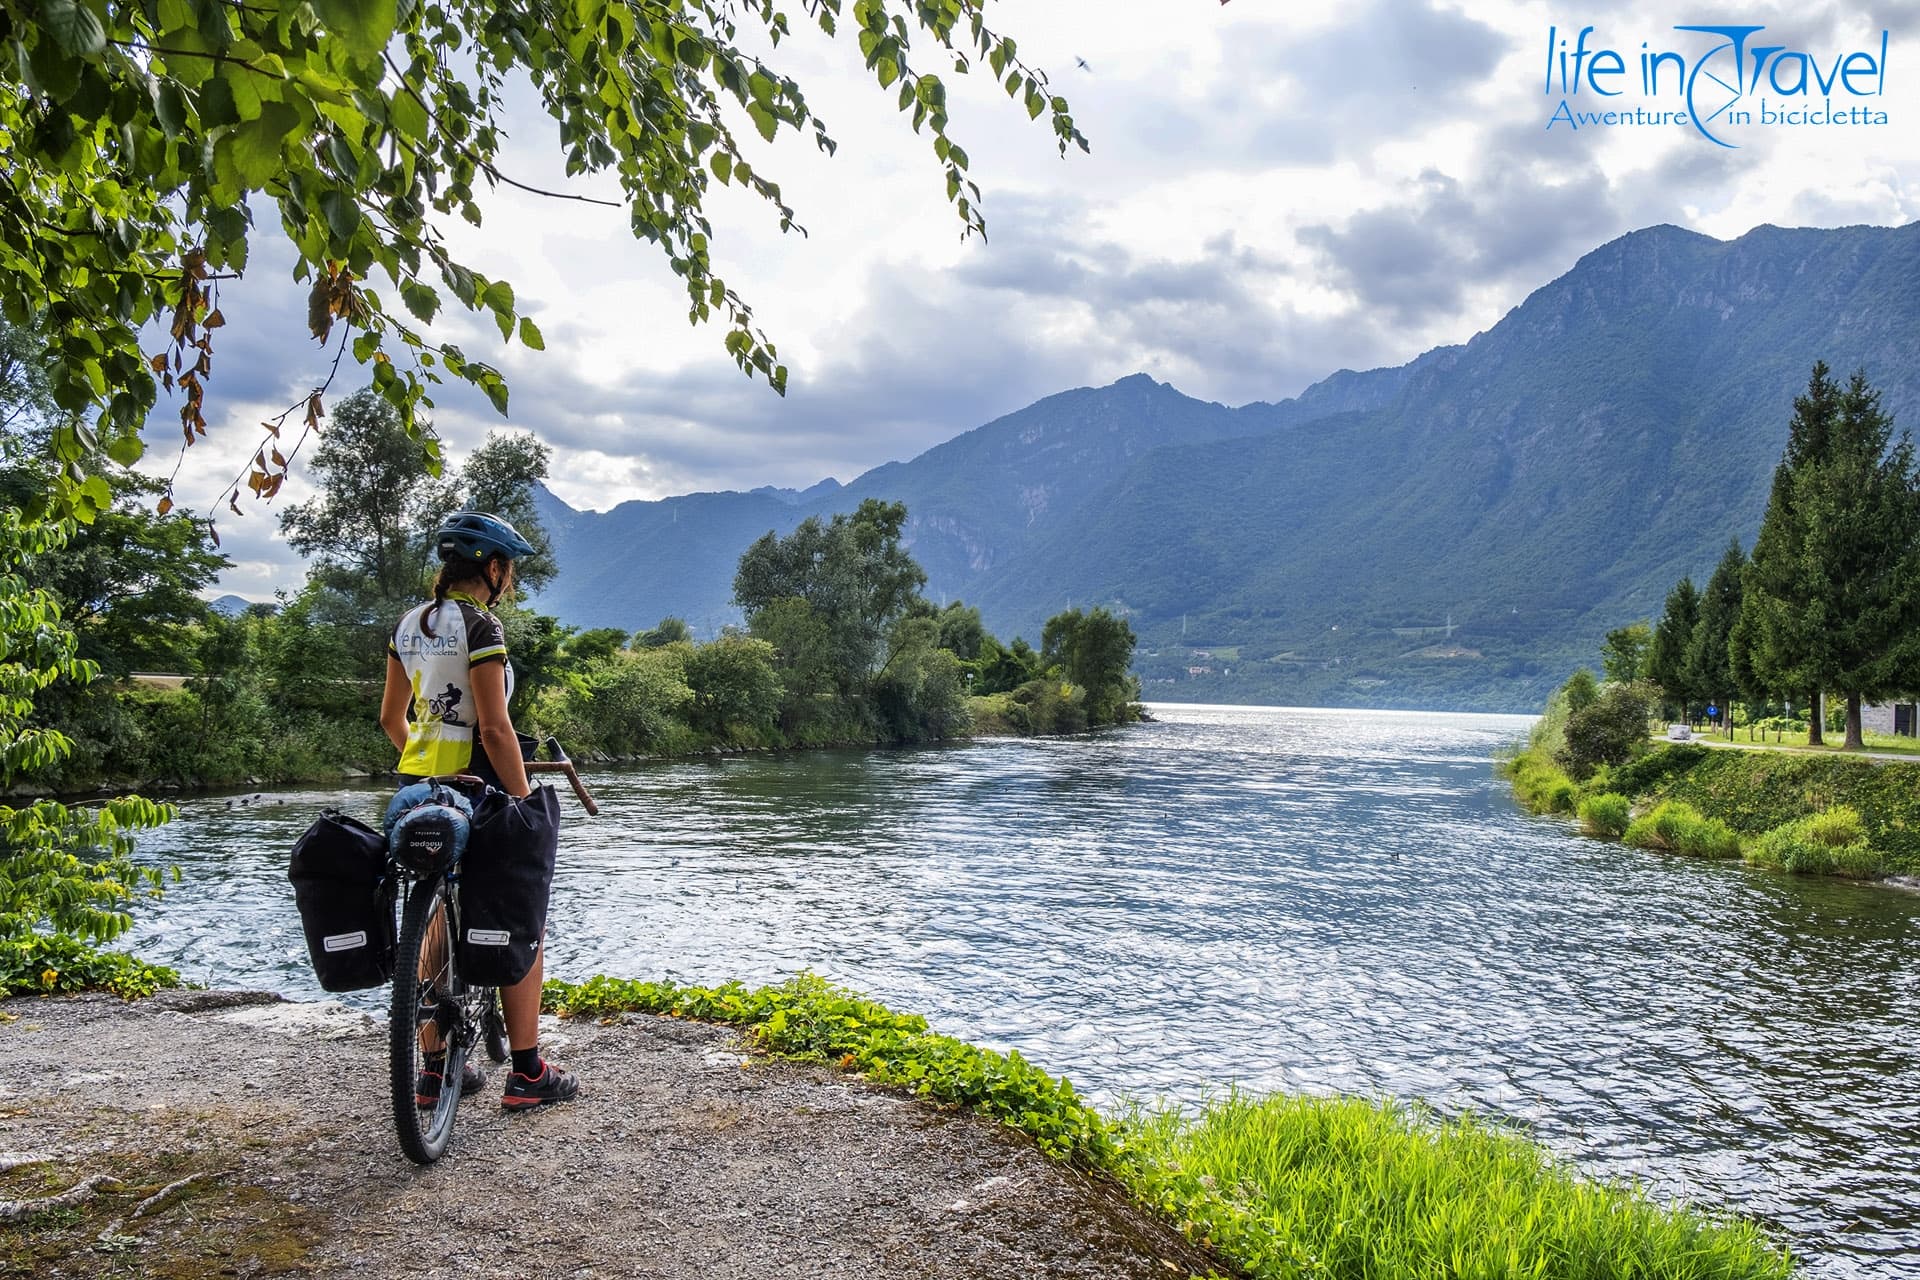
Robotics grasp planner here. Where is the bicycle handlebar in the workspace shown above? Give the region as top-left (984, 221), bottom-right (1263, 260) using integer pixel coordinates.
top-left (525, 760), bottom-right (598, 816)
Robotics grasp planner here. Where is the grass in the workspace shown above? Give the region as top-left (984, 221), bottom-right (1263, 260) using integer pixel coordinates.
top-left (1577, 792), bottom-right (1631, 838)
top-left (1624, 801), bottom-right (1743, 858)
top-left (1662, 726), bottom-right (1920, 757)
top-left (1744, 806), bottom-right (1884, 877)
top-left (544, 973), bottom-right (1794, 1280)
top-left (1122, 1092), bottom-right (1792, 1280)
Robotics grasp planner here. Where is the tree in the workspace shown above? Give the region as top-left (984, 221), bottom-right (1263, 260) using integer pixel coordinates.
top-left (1601, 622), bottom-right (1652, 684)
top-left (733, 498), bottom-right (927, 695)
top-left (1743, 365), bottom-right (1920, 749)
top-left (683, 635), bottom-right (782, 742)
top-left (1648, 578), bottom-right (1700, 720)
top-left (935, 602), bottom-right (989, 661)
top-left (1684, 541), bottom-right (1745, 739)
top-left (1562, 668), bottom-right (1599, 714)
top-left (424, 431), bottom-right (558, 592)
top-left (636, 617), bottom-right (693, 648)
top-left (565, 628), bottom-right (630, 665)
top-left (279, 388), bottom-right (438, 623)
top-left (1040, 606), bottom-right (1138, 727)
top-left (0, 2), bottom-right (1083, 525)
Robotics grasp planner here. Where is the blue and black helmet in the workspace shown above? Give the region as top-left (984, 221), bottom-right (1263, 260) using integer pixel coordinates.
top-left (434, 511), bottom-right (536, 563)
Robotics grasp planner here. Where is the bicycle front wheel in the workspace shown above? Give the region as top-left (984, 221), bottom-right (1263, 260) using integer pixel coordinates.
top-left (390, 874), bottom-right (468, 1164)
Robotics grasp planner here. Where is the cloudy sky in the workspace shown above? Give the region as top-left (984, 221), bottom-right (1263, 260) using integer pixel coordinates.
top-left (156, 0), bottom-right (1920, 596)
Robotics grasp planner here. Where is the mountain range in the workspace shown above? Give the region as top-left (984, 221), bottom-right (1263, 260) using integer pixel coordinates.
top-left (528, 221), bottom-right (1920, 712)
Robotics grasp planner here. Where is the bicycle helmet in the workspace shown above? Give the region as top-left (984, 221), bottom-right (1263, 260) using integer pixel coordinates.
top-left (435, 511), bottom-right (536, 563)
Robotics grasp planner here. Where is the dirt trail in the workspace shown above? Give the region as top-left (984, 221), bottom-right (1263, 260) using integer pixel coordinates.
top-left (0, 991), bottom-right (1221, 1279)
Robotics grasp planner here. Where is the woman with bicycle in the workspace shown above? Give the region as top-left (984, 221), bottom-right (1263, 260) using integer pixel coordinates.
top-left (379, 511), bottom-right (578, 1111)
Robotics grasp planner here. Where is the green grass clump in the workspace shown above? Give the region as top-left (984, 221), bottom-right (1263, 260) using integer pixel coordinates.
top-left (544, 973), bottom-right (1114, 1163)
top-left (1624, 801), bottom-right (1742, 858)
top-left (1120, 1092), bottom-right (1792, 1280)
top-left (1577, 792), bottom-right (1632, 838)
top-left (0, 934), bottom-right (181, 998)
top-left (1745, 806), bottom-right (1883, 877)
top-left (549, 974), bottom-right (1793, 1280)
top-left (1503, 751), bottom-right (1578, 814)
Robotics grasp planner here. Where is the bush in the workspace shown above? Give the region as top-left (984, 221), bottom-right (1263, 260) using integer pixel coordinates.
top-left (1559, 680), bottom-right (1657, 779)
top-left (1578, 792), bottom-right (1632, 838)
top-left (1745, 807), bottom-right (1883, 877)
top-left (0, 933), bottom-right (180, 998)
top-left (1624, 801), bottom-right (1741, 858)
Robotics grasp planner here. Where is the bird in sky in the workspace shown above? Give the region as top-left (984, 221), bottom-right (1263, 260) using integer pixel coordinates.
top-left (1075, 56), bottom-right (1091, 71)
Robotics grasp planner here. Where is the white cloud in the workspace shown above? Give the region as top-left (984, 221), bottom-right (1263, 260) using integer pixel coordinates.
top-left (148, 0), bottom-right (1916, 598)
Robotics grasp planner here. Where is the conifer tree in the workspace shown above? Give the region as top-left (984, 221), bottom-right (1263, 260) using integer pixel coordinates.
top-left (1684, 542), bottom-right (1746, 739)
top-left (1742, 364), bottom-right (1920, 749)
top-left (1649, 577), bottom-right (1700, 720)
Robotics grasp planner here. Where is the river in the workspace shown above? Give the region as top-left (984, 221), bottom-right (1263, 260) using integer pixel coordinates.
top-left (123, 704), bottom-right (1919, 1275)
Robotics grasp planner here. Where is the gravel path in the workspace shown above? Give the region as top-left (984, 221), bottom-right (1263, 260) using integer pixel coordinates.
top-left (0, 991), bottom-right (1223, 1279)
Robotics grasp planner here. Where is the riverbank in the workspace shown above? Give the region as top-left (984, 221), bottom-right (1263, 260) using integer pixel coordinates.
top-left (2, 977), bottom-right (1794, 1280)
top-left (0, 988), bottom-right (1215, 1279)
top-left (24, 691), bottom-right (1144, 801)
top-left (1502, 740), bottom-right (1920, 876)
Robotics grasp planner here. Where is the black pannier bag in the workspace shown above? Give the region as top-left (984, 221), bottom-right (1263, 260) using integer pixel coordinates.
top-left (287, 810), bottom-right (394, 991)
top-left (455, 784), bottom-right (561, 988)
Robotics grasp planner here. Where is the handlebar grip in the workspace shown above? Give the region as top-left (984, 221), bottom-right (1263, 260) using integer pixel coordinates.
top-left (525, 760), bottom-right (598, 816)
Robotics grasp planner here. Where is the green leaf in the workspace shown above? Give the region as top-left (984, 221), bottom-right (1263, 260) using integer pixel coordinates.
top-left (746, 103), bottom-right (777, 144)
top-left (710, 151), bottom-right (732, 183)
top-left (482, 374), bottom-right (509, 416)
top-left (518, 316), bottom-right (544, 350)
top-left (311, 0), bottom-right (398, 62)
top-left (40, 0), bottom-right (106, 57)
top-left (105, 435), bottom-right (145, 467)
top-left (400, 280), bottom-right (439, 323)
top-left (389, 87), bottom-right (429, 142)
top-left (221, 100), bottom-right (300, 188)
top-left (153, 82), bottom-right (188, 138)
top-left (319, 189), bottom-right (359, 240)
top-left (482, 280), bottom-right (514, 314)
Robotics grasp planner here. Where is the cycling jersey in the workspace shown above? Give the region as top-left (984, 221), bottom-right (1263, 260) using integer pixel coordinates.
top-left (389, 591), bottom-right (515, 777)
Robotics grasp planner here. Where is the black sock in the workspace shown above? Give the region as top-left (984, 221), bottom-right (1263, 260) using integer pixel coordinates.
top-left (511, 1046), bottom-right (542, 1077)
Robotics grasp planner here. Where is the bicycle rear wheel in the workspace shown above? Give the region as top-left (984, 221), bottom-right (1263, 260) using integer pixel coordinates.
top-left (390, 874), bottom-right (469, 1164)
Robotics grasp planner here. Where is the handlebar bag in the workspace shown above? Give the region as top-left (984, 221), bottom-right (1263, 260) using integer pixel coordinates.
top-left (455, 784), bottom-right (561, 988)
top-left (287, 810), bottom-right (395, 991)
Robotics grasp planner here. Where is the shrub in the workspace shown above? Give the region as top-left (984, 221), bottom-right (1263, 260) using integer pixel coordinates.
top-left (1559, 680), bottom-right (1657, 779)
top-left (1624, 801), bottom-right (1741, 858)
top-left (0, 933), bottom-right (180, 998)
top-left (1746, 807), bottom-right (1883, 877)
top-left (1578, 792), bottom-right (1632, 838)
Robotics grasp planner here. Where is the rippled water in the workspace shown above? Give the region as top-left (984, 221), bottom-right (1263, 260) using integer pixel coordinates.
top-left (125, 704), bottom-right (1920, 1274)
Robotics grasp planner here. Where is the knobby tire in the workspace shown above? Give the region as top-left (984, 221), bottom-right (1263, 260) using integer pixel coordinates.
top-left (390, 874), bottom-right (465, 1165)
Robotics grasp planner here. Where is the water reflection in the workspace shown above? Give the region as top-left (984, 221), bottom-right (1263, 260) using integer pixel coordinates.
top-left (124, 704), bottom-right (1919, 1274)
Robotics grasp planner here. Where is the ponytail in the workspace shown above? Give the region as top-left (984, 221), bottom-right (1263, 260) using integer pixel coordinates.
top-left (418, 552), bottom-right (506, 638)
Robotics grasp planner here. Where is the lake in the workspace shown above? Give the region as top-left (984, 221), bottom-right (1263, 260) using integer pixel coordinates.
top-left (126, 704), bottom-right (1920, 1275)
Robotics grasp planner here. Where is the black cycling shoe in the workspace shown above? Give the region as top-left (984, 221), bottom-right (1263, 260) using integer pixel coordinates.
top-left (501, 1061), bottom-right (579, 1110)
top-left (415, 1057), bottom-right (486, 1108)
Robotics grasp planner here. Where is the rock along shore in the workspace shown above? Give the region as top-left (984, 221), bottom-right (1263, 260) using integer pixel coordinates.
top-left (0, 991), bottom-right (1219, 1279)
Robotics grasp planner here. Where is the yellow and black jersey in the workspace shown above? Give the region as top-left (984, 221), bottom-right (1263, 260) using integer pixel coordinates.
top-left (388, 591), bottom-right (514, 777)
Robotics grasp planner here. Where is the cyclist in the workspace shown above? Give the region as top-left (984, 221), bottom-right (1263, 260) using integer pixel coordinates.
top-left (378, 510), bottom-right (579, 1110)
